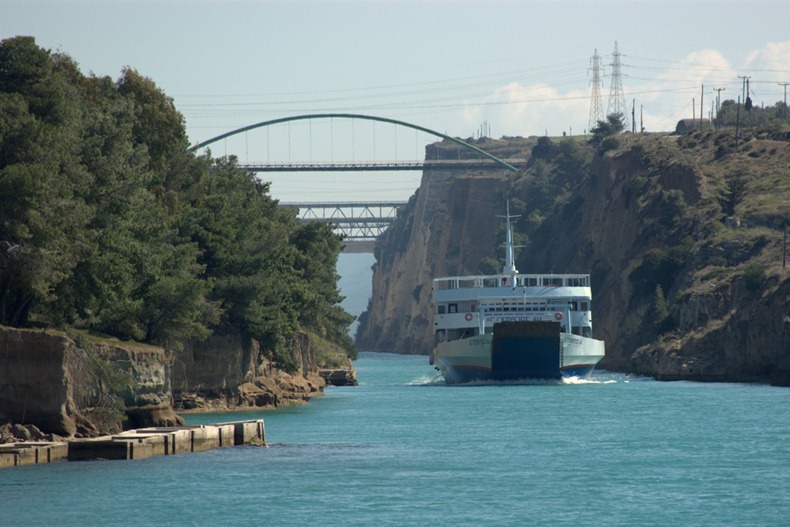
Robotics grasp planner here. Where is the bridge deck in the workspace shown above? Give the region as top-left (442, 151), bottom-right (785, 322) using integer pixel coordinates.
top-left (241, 159), bottom-right (522, 172)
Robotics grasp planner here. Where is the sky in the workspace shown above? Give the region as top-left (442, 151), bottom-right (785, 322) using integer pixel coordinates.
top-left (3, 0), bottom-right (790, 202)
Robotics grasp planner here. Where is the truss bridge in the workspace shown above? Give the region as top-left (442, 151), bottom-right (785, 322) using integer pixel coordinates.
top-left (281, 201), bottom-right (407, 253)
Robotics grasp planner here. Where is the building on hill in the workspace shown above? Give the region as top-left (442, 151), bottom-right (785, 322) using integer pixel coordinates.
top-left (675, 118), bottom-right (712, 134)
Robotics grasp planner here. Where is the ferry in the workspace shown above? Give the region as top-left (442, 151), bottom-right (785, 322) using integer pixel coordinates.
top-left (429, 205), bottom-right (605, 384)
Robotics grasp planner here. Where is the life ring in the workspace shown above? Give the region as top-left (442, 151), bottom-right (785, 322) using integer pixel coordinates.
top-left (554, 312), bottom-right (563, 321)
top-left (465, 313), bottom-right (473, 321)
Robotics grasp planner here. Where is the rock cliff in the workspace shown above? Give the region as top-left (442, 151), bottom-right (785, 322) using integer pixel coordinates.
top-left (356, 138), bottom-right (535, 354)
top-left (0, 327), bottom-right (182, 437)
top-left (356, 130), bottom-right (790, 385)
top-left (1, 326), bottom-right (355, 438)
top-left (171, 330), bottom-right (349, 412)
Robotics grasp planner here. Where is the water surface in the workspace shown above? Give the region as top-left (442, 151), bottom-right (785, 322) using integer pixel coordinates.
top-left (2, 352), bottom-right (788, 526)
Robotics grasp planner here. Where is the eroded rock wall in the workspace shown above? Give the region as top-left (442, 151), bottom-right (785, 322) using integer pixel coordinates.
top-left (171, 330), bottom-right (327, 411)
top-left (1, 326), bottom-right (344, 436)
top-left (0, 327), bottom-right (180, 437)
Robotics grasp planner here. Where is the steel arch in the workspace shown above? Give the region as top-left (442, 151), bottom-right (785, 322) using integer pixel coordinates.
top-left (189, 113), bottom-right (518, 172)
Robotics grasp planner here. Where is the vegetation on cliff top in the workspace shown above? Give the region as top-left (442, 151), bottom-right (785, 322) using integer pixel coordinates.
top-left (0, 36), bottom-right (354, 370)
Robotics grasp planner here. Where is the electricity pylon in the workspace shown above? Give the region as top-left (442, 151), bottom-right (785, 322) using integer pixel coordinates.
top-left (588, 49), bottom-right (604, 132)
top-left (606, 41), bottom-right (629, 130)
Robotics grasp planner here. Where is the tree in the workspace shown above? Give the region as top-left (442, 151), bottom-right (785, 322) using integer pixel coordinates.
top-left (651, 284), bottom-right (671, 333)
top-left (717, 173), bottom-right (748, 217)
top-left (0, 37), bottom-right (355, 367)
top-left (589, 113), bottom-right (626, 145)
top-left (0, 37), bottom-right (89, 326)
top-left (742, 263), bottom-right (765, 291)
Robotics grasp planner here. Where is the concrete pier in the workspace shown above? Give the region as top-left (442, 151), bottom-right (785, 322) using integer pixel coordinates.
top-left (0, 441), bottom-right (69, 467)
top-left (0, 419), bottom-right (265, 468)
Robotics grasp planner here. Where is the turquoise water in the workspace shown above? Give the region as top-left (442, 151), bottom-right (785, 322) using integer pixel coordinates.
top-left (2, 352), bottom-right (789, 526)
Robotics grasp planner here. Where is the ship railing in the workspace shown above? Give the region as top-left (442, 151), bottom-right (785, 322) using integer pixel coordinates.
top-left (433, 273), bottom-right (590, 290)
top-left (477, 297), bottom-right (575, 312)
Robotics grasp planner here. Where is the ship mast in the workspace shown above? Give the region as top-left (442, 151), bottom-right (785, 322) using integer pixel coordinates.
top-left (500, 201), bottom-right (519, 277)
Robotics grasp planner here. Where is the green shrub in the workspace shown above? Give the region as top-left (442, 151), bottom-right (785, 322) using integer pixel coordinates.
top-left (742, 263), bottom-right (765, 291)
top-left (600, 136), bottom-right (620, 152)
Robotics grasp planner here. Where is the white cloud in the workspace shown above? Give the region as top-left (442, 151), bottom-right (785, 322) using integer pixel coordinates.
top-left (462, 82), bottom-right (592, 138)
top-left (642, 48), bottom-right (736, 100)
top-left (743, 39), bottom-right (790, 73)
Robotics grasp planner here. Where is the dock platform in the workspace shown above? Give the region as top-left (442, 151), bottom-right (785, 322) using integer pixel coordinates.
top-left (0, 419), bottom-right (265, 468)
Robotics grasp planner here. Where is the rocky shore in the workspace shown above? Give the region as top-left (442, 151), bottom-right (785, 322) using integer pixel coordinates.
top-left (0, 326), bottom-right (356, 440)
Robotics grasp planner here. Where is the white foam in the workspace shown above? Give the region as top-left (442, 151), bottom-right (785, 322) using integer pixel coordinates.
top-left (562, 376), bottom-right (617, 385)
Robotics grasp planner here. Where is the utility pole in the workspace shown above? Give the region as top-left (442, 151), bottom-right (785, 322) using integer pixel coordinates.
top-left (700, 84), bottom-right (704, 130)
top-left (735, 96), bottom-right (741, 147)
top-left (692, 97), bottom-right (696, 128)
top-left (632, 99), bottom-right (636, 133)
top-left (738, 75), bottom-right (750, 104)
top-left (713, 87), bottom-right (725, 126)
top-left (640, 105), bottom-right (644, 133)
top-left (779, 82), bottom-right (789, 117)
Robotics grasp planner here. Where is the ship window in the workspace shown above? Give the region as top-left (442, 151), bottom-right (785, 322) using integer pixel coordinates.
top-left (571, 301), bottom-right (578, 311)
top-left (449, 304), bottom-right (458, 314)
top-left (471, 303), bottom-right (476, 312)
top-left (582, 327), bottom-right (592, 338)
top-left (581, 302), bottom-right (589, 311)
top-left (438, 305), bottom-right (446, 314)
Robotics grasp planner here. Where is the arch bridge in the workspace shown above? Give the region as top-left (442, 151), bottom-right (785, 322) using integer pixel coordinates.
top-left (190, 114), bottom-right (520, 251)
top-left (190, 113), bottom-right (519, 173)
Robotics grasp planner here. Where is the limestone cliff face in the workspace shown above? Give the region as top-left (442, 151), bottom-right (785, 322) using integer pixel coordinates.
top-left (528, 134), bottom-right (790, 384)
top-left (0, 327), bottom-right (181, 437)
top-left (0, 326), bottom-right (344, 436)
top-left (357, 132), bottom-right (790, 385)
top-left (357, 138), bottom-right (535, 354)
top-left (357, 171), bottom-right (510, 354)
top-left (171, 330), bottom-right (328, 411)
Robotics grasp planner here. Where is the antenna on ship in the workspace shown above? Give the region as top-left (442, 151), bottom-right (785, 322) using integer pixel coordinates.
top-left (497, 201), bottom-right (520, 277)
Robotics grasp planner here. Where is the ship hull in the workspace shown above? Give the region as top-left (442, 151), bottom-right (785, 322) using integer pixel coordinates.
top-left (432, 321), bottom-right (604, 385)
